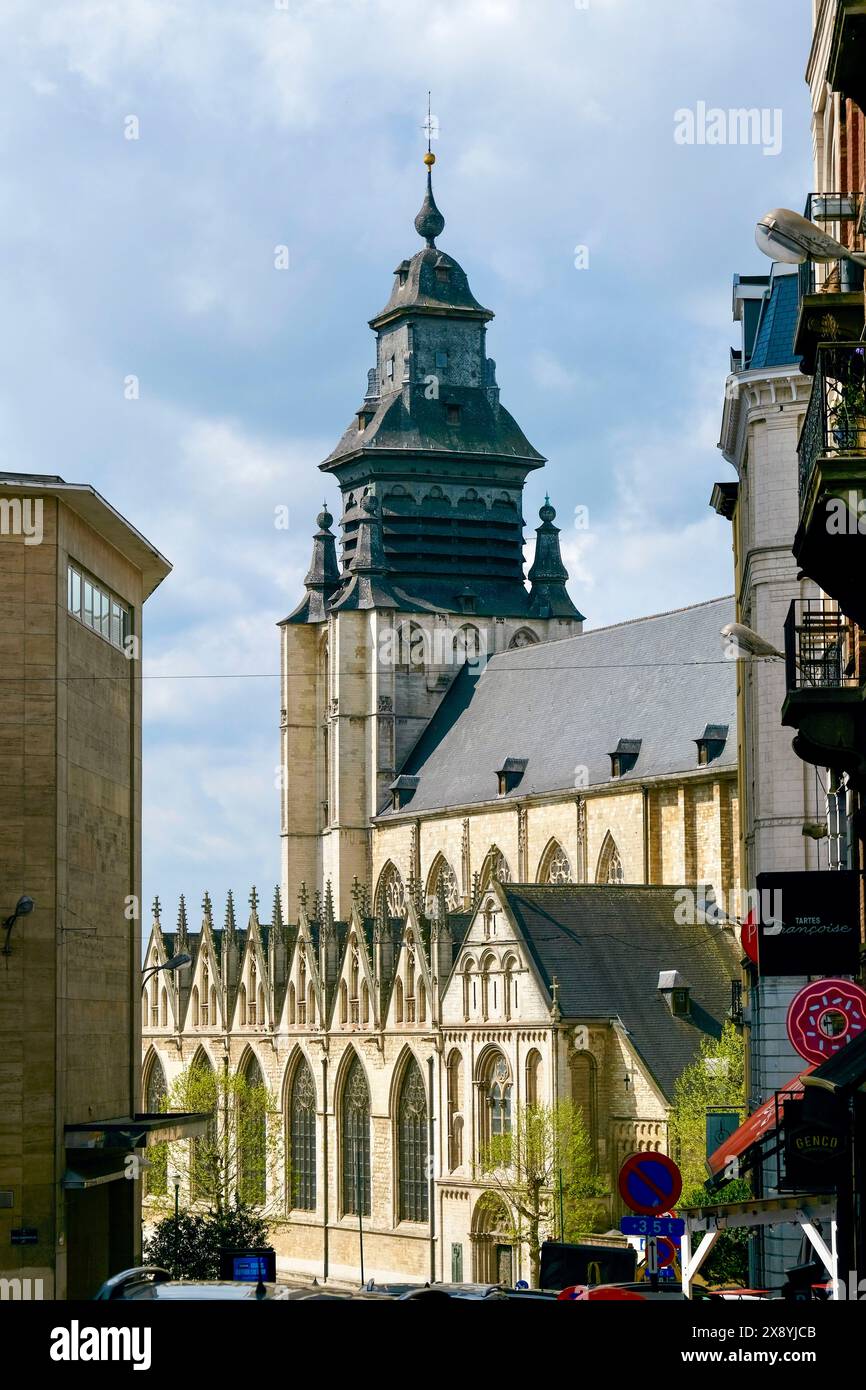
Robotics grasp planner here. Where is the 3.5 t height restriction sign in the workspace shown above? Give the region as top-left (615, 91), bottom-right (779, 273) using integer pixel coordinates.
top-left (618, 1152), bottom-right (682, 1216)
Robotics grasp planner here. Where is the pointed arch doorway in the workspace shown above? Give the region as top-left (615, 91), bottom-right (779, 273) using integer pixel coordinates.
top-left (471, 1191), bottom-right (515, 1285)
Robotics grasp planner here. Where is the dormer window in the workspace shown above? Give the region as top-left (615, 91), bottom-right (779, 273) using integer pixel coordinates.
top-left (435, 265), bottom-right (450, 285)
top-left (658, 970), bottom-right (690, 1017)
top-left (696, 724), bottom-right (729, 766)
top-left (389, 774), bottom-right (419, 811)
top-left (357, 409), bottom-right (374, 432)
top-left (609, 738), bottom-right (641, 778)
top-left (496, 758), bottom-right (527, 796)
top-left (394, 259), bottom-right (410, 286)
top-left (446, 403), bottom-right (461, 425)
top-left (385, 356), bottom-right (394, 380)
top-left (458, 586), bottom-right (476, 615)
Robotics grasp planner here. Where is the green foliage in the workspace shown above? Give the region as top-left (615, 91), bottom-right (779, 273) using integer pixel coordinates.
top-left (143, 1197), bottom-right (270, 1280)
top-left (668, 1021), bottom-right (745, 1194)
top-left (161, 1062), bottom-right (278, 1214)
top-left (480, 1101), bottom-right (608, 1285)
top-left (669, 1023), bottom-right (749, 1287)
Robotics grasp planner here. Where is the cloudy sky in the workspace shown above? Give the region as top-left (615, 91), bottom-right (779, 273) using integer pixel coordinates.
top-left (0, 0), bottom-right (812, 923)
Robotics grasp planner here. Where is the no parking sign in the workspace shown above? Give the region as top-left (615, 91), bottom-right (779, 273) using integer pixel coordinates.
top-left (618, 1152), bottom-right (682, 1216)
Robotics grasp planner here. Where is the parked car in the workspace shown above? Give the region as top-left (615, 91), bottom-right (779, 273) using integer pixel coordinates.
top-left (94, 1267), bottom-right (357, 1301)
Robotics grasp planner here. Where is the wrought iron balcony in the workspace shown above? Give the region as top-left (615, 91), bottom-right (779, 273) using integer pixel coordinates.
top-left (782, 599), bottom-right (866, 779)
top-left (794, 344), bottom-right (866, 623)
top-left (794, 194), bottom-right (865, 370)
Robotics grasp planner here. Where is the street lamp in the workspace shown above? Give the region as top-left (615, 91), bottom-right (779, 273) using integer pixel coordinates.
top-left (720, 621), bottom-right (784, 661)
top-left (755, 207), bottom-right (866, 268)
top-left (141, 953), bottom-right (191, 992)
top-left (1, 896), bottom-right (35, 955)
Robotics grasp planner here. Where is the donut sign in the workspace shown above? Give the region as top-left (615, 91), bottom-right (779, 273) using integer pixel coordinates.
top-left (786, 978), bottom-right (866, 1065)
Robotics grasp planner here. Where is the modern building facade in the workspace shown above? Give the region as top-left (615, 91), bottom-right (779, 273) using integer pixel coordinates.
top-left (0, 472), bottom-right (187, 1299)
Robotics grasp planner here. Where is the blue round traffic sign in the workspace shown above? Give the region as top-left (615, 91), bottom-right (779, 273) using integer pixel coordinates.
top-left (618, 1152), bottom-right (682, 1216)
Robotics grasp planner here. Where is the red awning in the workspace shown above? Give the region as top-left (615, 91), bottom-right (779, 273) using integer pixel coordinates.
top-left (707, 1068), bottom-right (813, 1179)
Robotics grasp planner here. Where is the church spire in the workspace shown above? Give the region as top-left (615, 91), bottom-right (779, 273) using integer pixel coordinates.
top-left (527, 498), bottom-right (585, 621)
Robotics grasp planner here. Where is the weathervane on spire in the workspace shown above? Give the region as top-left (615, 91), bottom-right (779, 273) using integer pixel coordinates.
top-left (415, 91), bottom-right (445, 247)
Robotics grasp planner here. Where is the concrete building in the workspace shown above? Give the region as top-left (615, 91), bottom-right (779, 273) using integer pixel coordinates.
top-left (0, 472), bottom-right (197, 1299)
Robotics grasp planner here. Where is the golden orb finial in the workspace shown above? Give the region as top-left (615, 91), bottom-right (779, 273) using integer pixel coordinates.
top-left (424, 150), bottom-right (436, 168)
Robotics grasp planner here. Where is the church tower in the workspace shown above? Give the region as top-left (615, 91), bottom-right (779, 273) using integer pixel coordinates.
top-left (280, 153), bottom-right (583, 917)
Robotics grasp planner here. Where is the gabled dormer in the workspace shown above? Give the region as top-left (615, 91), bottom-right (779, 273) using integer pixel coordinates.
top-left (385, 901), bottom-right (434, 1030)
top-left (185, 895), bottom-right (223, 1034)
top-left (141, 899), bottom-right (180, 1035)
top-left (232, 889), bottom-right (272, 1032)
top-left (280, 902), bottom-right (325, 1032)
top-left (331, 905), bottom-right (378, 1032)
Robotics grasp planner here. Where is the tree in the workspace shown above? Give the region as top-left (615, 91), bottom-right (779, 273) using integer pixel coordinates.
top-left (479, 1100), bottom-right (608, 1286)
top-left (143, 1198), bottom-right (270, 1280)
top-left (161, 1061), bottom-right (280, 1215)
top-left (669, 1021), bottom-right (749, 1286)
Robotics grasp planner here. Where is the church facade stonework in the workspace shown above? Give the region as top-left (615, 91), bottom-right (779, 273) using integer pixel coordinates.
top-left (143, 162), bottom-right (742, 1286)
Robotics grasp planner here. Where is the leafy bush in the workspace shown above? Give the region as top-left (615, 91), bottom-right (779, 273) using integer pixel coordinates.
top-left (143, 1197), bottom-right (270, 1280)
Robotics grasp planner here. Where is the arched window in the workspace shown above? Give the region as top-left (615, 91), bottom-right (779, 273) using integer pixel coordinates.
top-left (209, 987), bottom-right (217, 1026)
top-left (191, 986), bottom-right (200, 1029)
top-left (447, 1050), bottom-right (464, 1171)
top-left (237, 983), bottom-right (247, 1027)
top-left (189, 1052), bottom-right (216, 1202)
top-left (361, 980), bottom-right (370, 1026)
top-left (142, 989), bottom-right (150, 1031)
top-left (480, 955), bottom-right (495, 1021)
top-left (454, 623), bottom-right (482, 665)
top-left (238, 1054), bottom-right (267, 1207)
top-left (394, 976), bottom-right (404, 1024)
top-left (144, 1053), bottom-right (168, 1196)
top-left (397, 1059), bottom-right (429, 1222)
top-left (307, 983), bottom-right (316, 1027)
top-left (341, 1055), bottom-right (371, 1216)
top-left (525, 1049), bottom-right (543, 1107)
top-left (375, 862), bottom-right (406, 923)
top-left (288, 1058), bottom-right (316, 1212)
top-left (479, 1051), bottom-right (512, 1149)
top-left (539, 840), bottom-right (573, 884)
top-left (248, 963), bottom-right (257, 1026)
top-left (201, 965), bottom-right (209, 1026)
top-left (418, 979), bottom-right (427, 1024)
top-left (425, 855), bottom-right (460, 920)
top-left (503, 956), bottom-right (517, 1020)
top-left (508, 627), bottom-right (539, 649)
top-left (462, 959), bottom-right (474, 1021)
top-left (340, 980), bottom-right (348, 1026)
top-left (160, 987), bottom-right (168, 1028)
top-left (480, 846), bottom-right (512, 890)
top-left (288, 983), bottom-right (296, 1025)
top-left (298, 953), bottom-right (307, 1025)
top-left (596, 832), bottom-right (625, 884)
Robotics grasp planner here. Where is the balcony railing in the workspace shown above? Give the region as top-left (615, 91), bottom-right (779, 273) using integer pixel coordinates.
top-left (797, 192), bottom-right (865, 298)
top-left (798, 342), bottom-right (866, 501)
top-left (784, 599), bottom-right (858, 692)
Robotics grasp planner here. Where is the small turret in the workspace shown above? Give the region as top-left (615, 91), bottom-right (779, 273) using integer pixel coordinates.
top-left (527, 498), bottom-right (585, 622)
top-left (285, 504), bottom-right (341, 624)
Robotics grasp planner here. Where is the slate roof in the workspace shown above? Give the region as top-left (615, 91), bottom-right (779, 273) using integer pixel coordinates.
top-left (749, 268), bottom-right (800, 371)
top-left (379, 596), bottom-right (736, 815)
top-left (502, 884), bottom-right (741, 1097)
